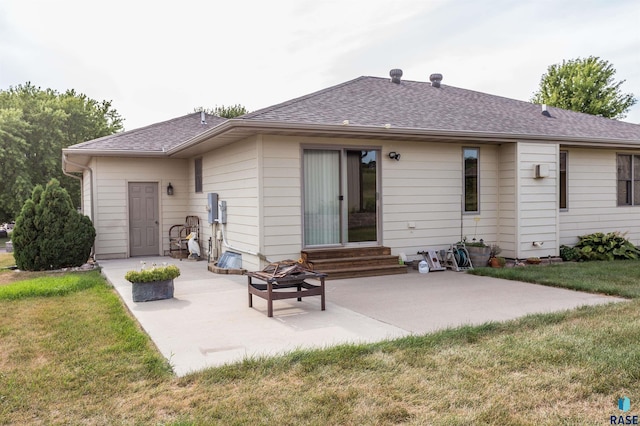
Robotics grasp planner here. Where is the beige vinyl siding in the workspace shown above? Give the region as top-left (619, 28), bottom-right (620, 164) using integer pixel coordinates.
top-left (560, 148), bottom-right (640, 247)
top-left (259, 136), bottom-right (369, 263)
top-left (261, 135), bottom-right (302, 262)
top-left (256, 137), bottom-right (502, 264)
top-left (516, 142), bottom-right (558, 258)
top-left (383, 142), bottom-right (499, 260)
top-left (198, 137), bottom-right (261, 270)
top-left (92, 157), bottom-right (188, 259)
top-left (497, 143), bottom-right (517, 256)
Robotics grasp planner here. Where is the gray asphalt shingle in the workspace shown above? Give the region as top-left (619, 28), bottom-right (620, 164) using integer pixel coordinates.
top-left (242, 76), bottom-right (640, 140)
top-left (69, 112), bottom-right (227, 152)
top-left (69, 74), bottom-right (640, 152)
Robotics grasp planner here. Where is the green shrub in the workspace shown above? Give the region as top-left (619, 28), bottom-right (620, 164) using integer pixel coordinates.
top-left (574, 232), bottom-right (640, 261)
top-left (11, 185), bottom-right (43, 270)
top-left (12, 179), bottom-right (96, 271)
top-left (559, 245), bottom-right (581, 261)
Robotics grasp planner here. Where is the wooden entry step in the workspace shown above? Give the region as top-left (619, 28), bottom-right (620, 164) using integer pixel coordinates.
top-left (301, 246), bottom-right (407, 280)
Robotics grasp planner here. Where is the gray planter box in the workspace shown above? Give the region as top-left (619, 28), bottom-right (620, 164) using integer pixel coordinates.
top-left (132, 279), bottom-right (174, 302)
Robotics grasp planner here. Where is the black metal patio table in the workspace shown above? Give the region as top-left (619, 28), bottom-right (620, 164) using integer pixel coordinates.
top-left (247, 269), bottom-right (327, 317)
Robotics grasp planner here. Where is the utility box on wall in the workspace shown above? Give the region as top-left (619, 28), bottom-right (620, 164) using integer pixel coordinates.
top-left (207, 193), bottom-right (218, 224)
top-left (534, 164), bottom-right (550, 178)
top-left (218, 200), bottom-right (227, 224)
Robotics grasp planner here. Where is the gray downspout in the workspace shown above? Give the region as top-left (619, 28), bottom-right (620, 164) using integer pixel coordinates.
top-left (62, 153), bottom-right (94, 219)
top-left (62, 153), bottom-right (96, 259)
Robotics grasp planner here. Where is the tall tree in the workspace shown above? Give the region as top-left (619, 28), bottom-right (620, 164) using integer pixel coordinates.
top-left (0, 83), bottom-right (123, 222)
top-left (194, 104), bottom-right (248, 118)
top-left (0, 108), bottom-right (31, 221)
top-left (531, 56), bottom-right (636, 119)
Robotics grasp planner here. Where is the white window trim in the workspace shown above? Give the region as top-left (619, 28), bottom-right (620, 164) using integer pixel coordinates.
top-left (463, 147), bottom-right (480, 214)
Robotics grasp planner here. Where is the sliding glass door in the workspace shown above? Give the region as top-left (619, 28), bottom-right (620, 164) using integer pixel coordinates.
top-left (303, 148), bottom-right (379, 247)
top-left (346, 150), bottom-right (378, 243)
top-left (303, 149), bottom-right (341, 246)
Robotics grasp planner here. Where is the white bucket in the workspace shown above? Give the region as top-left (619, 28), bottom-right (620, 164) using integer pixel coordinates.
top-left (418, 260), bottom-right (430, 274)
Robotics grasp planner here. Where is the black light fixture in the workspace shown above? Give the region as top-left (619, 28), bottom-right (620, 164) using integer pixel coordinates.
top-left (388, 152), bottom-right (401, 161)
top-left (167, 182), bottom-right (174, 196)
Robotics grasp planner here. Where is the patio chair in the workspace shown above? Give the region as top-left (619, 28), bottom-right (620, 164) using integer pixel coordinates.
top-left (169, 215), bottom-right (201, 259)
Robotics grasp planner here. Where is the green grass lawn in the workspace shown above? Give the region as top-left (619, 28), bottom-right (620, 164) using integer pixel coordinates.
top-left (0, 250), bottom-right (14, 269)
top-left (1, 254), bottom-right (639, 424)
top-left (469, 260), bottom-right (640, 298)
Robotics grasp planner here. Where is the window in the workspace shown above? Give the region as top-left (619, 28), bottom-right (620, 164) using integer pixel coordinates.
top-left (194, 157), bottom-right (203, 193)
top-left (463, 148), bottom-right (479, 212)
top-left (559, 151), bottom-right (567, 209)
top-left (617, 154), bottom-right (640, 206)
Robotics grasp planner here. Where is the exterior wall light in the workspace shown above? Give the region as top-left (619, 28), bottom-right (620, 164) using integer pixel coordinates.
top-left (167, 182), bottom-right (174, 196)
top-left (388, 152), bottom-right (401, 161)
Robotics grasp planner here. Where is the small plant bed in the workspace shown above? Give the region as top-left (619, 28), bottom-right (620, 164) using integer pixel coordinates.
top-left (125, 263), bottom-right (180, 302)
top-left (124, 263), bottom-right (180, 283)
top-left (562, 231), bottom-right (640, 262)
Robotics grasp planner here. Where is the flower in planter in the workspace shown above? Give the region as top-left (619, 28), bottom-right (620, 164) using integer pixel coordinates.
top-left (489, 244), bottom-right (502, 257)
top-left (490, 256), bottom-right (506, 267)
top-left (462, 236), bottom-right (487, 247)
top-left (125, 263), bottom-right (181, 283)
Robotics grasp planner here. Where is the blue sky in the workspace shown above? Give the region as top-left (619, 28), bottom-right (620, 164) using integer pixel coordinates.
top-left (1, 0), bottom-right (638, 130)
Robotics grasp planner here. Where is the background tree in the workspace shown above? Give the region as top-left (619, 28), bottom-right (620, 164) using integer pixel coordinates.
top-left (12, 179), bottom-right (95, 271)
top-left (531, 56), bottom-right (636, 119)
top-left (0, 83), bottom-right (123, 222)
top-left (194, 104), bottom-right (248, 118)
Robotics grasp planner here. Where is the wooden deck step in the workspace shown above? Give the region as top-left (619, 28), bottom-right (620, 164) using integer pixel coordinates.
top-left (307, 255), bottom-right (399, 270)
top-left (302, 246), bottom-right (391, 260)
top-left (314, 264), bottom-right (408, 280)
top-left (301, 246), bottom-right (407, 280)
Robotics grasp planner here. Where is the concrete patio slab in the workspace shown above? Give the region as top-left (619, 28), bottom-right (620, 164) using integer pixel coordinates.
top-left (99, 257), bottom-right (625, 376)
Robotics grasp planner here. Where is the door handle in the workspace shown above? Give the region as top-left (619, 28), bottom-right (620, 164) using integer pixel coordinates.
top-left (155, 221), bottom-right (159, 225)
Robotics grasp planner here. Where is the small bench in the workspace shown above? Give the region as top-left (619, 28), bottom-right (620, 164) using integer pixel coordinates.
top-left (247, 270), bottom-right (327, 317)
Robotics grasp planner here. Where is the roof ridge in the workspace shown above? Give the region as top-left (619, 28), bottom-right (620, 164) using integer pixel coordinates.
top-left (121, 111), bottom-right (220, 134)
top-left (72, 112), bottom-right (223, 147)
top-left (242, 76), bottom-right (372, 120)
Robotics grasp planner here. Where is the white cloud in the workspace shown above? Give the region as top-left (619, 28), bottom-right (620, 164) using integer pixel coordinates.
top-left (1, 0), bottom-right (639, 129)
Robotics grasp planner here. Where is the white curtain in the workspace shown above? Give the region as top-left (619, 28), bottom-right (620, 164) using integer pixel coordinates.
top-left (304, 150), bottom-right (340, 245)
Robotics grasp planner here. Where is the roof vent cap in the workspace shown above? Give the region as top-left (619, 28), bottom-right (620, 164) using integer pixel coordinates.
top-left (541, 104), bottom-right (551, 117)
top-left (429, 73), bottom-right (443, 88)
top-left (390, 69), bottom-right (403, 84)
top-left (200, 110), bottom-right (207, 124)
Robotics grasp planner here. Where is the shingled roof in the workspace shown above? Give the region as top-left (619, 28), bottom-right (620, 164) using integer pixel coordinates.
top-left (68, 73), bottom-right (640, 156)
top-left (69, 112), bottom-right (227, 152)
top-left (241, 75), bottom-right (640, 141)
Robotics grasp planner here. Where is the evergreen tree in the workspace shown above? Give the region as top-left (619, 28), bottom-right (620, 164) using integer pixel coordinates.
top-left (12, 185), bottom-right (44, 271)
top-left (12, 179), bottom-right (95, 271)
